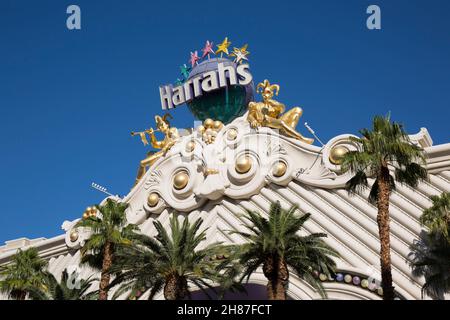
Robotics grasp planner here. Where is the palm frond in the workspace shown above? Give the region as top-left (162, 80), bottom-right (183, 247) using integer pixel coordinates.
top-left (0, 247), bottom-right (48, 299)
top-left (232, 201), bottom-right (339, 299)
top-left (108, 214), bottom-right (242, 300)
top-left (395, 163), bottom-right (428, 188)
top-left (409, 233), bottom-right (450, 299)
top-left (345, 170), bottom-right (369, 195)
top-left (420, 192), bottom-right (450, 239)
top-left (344, 114), bottom-right (427, 200)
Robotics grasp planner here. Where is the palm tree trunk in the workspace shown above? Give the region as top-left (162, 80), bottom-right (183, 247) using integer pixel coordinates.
top-left (12, 290), bottom-right (26, 300)
top-left (263, 256), bottom-right (289, 300)
top-left (377, 165), bottom-right (395, 300)
top-left (99, 241), bottom-right (112, 300)
top-left (267, 277), bottom-right (287, 300)
top-left (164, 274), bottom-right (188, 300)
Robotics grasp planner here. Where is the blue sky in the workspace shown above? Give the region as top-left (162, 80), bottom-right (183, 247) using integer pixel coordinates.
top-left (0, 0), bottom-right (449, 244)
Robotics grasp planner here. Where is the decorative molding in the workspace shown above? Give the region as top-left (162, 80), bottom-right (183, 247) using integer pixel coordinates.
top-left (409, 127), bottom-right (433, 148)
top-left (61, 219), bottom-right (91, 250)
top-left (144, 170), bottom-right (162, 190)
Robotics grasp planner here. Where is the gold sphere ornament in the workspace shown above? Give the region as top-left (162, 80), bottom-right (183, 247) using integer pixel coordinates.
top-left (185, 140), bottom-right (196, 152)
top-left (344, 274), bottom-right (352, 283)
top-left (205, 128), bottom-right (215, 136)
top-left (173, 171), bottom-right (189, 190)
top-left (82, 212), bottom-right (89, 219)
top-left (361, 279), bottom-right (369, 288)
top-left (235, 155), bottom-right (252, 174)
top-left (203, 128), bottom-right (217, 144)
top-left (227, 129), bottom-right (238, 140)
top-left (319, 273), bottom-right (328, 282)
top-left (213, 120), bottom-right (223, 130)
top-left (147, 193), bottom-right (159, 207)
top-left (204, 118), bottom-right (214, 129)
top-left (329, 146), bottom-right (349, 165)
top-left (197, 125), bottom-right (206, 134)
top-left (69, 230), bottom-right (79, 242)
top-left (272, 161), bottom-right (287, 177)
top-left (88, 207), bottom-right (97, 217)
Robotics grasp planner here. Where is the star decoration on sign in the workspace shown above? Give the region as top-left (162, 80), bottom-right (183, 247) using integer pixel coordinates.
top-left (239, 44), bottom-right (249, 55)
top-left (180, 64), bottom-right (191, 80)
top-left (190, 51), bottom-right (200, 67)
top-left (229, 44), bottom-right (250, 64)
top-left (201, 40), bottom-right (215, 59)
top-left (215, 37), bottom-right (231, 57)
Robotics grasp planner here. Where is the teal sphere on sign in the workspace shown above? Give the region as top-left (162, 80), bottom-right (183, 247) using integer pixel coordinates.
top-left (186, 58), bottom-right (254, 124)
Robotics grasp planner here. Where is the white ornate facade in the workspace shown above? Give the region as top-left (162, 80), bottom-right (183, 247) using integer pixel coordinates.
top-left (1, 113), bottom-right (449, 300)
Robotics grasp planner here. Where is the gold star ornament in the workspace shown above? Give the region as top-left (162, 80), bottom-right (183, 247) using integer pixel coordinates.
top-left (229, 44), bottom-right (250, 64)
top-left (215, 37), bottom-right (231, 56)
top-left (237, 44), bottom-right (249, 55)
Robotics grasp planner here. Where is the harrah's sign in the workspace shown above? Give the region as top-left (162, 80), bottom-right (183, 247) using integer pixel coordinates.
top-left (160, 62), bottom-right (252, 110)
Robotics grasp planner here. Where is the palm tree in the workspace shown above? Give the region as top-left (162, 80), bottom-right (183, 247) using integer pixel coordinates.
top-left (420, 192), bottom-right (450, 240)
top-left (409, 192), bottom-right (450, 299)
top-left (409, 233), bottom-right (450, 299)
top-left (341, 114), bottom-right (427, 300)
top-left (76, 198), bottom-right (137, 300)
top-left (109, 215), bottom-right (241, 300)
top-left (28, 269), bottom-right (98, 300)
top-left (232, 201), bottom-right (339, 300)
top-left (0, 247), bottom-right (48, 300)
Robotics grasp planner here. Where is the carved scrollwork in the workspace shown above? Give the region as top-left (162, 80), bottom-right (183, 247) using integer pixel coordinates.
top-left (144, 170), bottom-right (162, 190)
top-left (124, 114), bottom-right (366, 220)
top-left (322, 134), bottom-right (359, 173)
top-left (62, 219), bottom-right (91, 250)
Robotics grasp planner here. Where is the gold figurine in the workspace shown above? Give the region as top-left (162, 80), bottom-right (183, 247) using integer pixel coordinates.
top-left (247, 80), bottom-right (314, 144)
top-left (132, 114), bottom-right (180, 185)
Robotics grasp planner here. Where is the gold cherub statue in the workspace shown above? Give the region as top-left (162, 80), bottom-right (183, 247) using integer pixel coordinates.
top-left (131, 114), bottom-right (180, 185)
top-left (247, 80), bottom-right (314, 144)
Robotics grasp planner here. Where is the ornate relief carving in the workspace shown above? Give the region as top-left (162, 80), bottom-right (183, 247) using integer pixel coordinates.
top-left (61, 219), bottom-right (91, 250)
top-left (124, 113), bottom-right (361, 218)
top-left (144, 170), bottom-right (162, 190)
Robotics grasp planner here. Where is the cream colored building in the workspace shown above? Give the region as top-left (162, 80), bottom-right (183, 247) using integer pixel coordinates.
top-left (1, 113), bottom-right (449, 300)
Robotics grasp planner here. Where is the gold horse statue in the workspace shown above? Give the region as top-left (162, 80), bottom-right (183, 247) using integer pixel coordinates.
top-left (132, 114), bottom-right (180, 185)
top-left (247, 80), bottom-right (314, 144)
